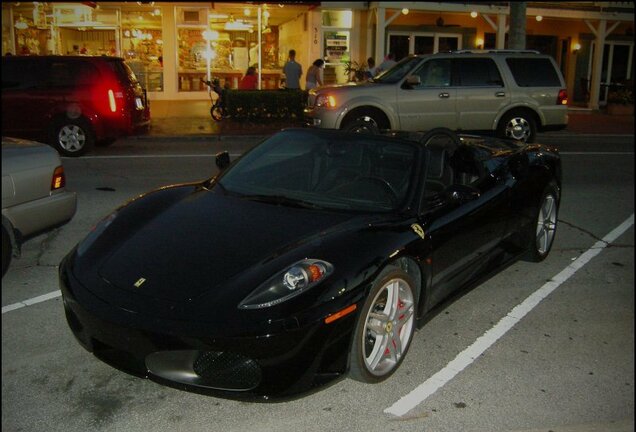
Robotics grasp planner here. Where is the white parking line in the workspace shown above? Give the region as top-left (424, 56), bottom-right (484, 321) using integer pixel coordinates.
top-left (385, 213), bottom-right (635, 417)
top-left (2, 290), bottom-right (62, 314)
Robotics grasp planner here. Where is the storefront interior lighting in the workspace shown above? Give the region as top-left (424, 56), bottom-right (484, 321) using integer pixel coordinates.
top-left (209, 13), bottom-right (229, 19)
top-left (244, 8), bottom-right (251, 16)
top-left (470, 11), bottom-right (478, 18)
top-left (14, 15), bottom-right (29, 30)
top-left (225, 20), bottom-right (253, 31)
top-left (203, 29), bottom-right (219, 41)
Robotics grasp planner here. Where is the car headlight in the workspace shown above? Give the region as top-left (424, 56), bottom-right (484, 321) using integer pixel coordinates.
top-left (315, 94), bottom-right (337, 108)
top-left (239, 259), bottom-right (334, 309)
top-left (76, 211), bottom-right (118, 256)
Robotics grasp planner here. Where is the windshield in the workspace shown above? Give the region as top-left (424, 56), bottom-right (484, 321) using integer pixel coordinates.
top-left (217, 130), bottom-right (419, 212)
top-left (373, 56), bottom-right (423, 84)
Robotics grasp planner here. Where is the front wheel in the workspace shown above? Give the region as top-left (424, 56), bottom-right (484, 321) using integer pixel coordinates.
top-left (527, 181), bottom-right (559, 262)
top-left (2, 226), bottom-right (12, 277)
top-left (349, 268), bottom-right (417, 383)
top-left (52, 118), bottom-right (94, 157)
top-left (211, 104), bottom-right (224, 121)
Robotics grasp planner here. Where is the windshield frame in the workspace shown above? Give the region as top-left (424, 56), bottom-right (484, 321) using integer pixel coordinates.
top-left (372, 56), bottom-right (425, 84)
top-left (214, 129), bottom-right (423, 214)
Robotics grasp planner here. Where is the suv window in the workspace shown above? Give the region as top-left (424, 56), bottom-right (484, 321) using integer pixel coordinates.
top-left (413, 59), bottom-right (451, 87)
top-left (455, 58), bottom-right (503, 87)
top-left (105, 60), bottom-right (139, 85)
top-left (505, 57), bottom-right (561, 87)
top-left (374, 57), bottom-right (422, 84)
top-left (1, 59), bottom-right (42, 90)
top-left (46, 60), bottom-right (100, 88)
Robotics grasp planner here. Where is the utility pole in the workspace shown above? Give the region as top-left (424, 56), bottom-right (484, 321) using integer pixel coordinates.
top-left (509, 2), bottom-right (527, 49)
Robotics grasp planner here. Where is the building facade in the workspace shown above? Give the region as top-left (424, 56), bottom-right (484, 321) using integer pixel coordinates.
top-left (2, 1), bottom-right (633, 110)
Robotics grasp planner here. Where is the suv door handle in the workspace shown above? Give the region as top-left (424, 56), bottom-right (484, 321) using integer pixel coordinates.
top-left (495, 92), bottom-right (506, 97)
top-left (438, 92), bottom-right (450, 99)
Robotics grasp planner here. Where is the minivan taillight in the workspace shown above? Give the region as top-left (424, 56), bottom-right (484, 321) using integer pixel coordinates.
top-left (107, 89), bottom-right (117, 112)
top-left (557, 89), bottom-right (568, 105)
top-left (51, 166), bottom-right (66, 191)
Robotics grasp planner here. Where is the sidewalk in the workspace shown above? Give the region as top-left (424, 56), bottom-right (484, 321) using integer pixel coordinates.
top-left (142, 100), bottom-right (634, 138)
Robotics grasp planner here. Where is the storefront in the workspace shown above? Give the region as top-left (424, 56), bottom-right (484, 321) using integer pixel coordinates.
top-left (2, 2), bottom-right (633, 109)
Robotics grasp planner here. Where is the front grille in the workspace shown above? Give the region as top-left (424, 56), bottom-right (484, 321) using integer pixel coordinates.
top-left (193, 351), bottom-right (262, 390)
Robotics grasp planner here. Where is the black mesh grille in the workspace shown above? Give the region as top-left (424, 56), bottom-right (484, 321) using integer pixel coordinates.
top-left (193, 351), bottom-right (262, 390)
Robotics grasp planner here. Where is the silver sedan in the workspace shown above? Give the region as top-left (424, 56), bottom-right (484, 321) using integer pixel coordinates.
top-left (2, 137), bottom-right (77, 277)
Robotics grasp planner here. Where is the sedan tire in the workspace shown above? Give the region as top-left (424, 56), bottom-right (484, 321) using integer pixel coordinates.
top-left (2, 226), bottom-right (11, 277)
top-left (349, 267), bottom-right (417, 383)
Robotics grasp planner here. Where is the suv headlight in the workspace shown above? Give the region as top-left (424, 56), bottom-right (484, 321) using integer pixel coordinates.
top-left (239, 259), bottom-right (334, 309)
top-left (315, 94), bottom-right (337, 108)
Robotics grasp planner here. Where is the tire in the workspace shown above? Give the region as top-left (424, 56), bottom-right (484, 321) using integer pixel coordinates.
top-left (349, 267), bottom-right (417, 383)
top-left (52, 117), bottom-right (94, 157)
top-left (342, 118), bottom-right (380, 134)
top-left (527, 181), bottom-right (559, 262)
top-left (2, 226), bottom-right (12, 278)
top-left (497, 111), bottom-right (537, 143)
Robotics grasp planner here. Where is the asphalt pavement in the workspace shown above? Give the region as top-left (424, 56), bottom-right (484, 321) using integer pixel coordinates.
top-left (140, 100), bottom-right (634, 139)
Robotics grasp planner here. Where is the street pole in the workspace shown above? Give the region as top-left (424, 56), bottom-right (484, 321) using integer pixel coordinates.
top-left (509, 2), bottom-right (526, 50)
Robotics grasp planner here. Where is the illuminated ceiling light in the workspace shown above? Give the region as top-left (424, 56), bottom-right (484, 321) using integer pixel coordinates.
top-left (153, 8), bottom-right (160, 16)
top-left (401, 8), bottom-right (409, 15)
top-left (244, 8), bottom-right (251, 16)
top-left (470, 11), bottom-right (478, 18)
top-left (278, 4), bottom-right (284, 8)
top-left (536, 15), bottom-right (543, 22)
top-left (263, 10), bottom-right (270, 18)
top-left (202, 29), bottom-right (219, 41)
top-left (224, 21), bottom-right (253, 31)
top-left (209, 13), bottom-right (228, 19)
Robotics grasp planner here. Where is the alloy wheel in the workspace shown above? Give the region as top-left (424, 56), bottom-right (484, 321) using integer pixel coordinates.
top-left (362, 277), bottom-right (415, 376)
top-left (58, 125), bottom-right (86, 153)
top-left (536, 194), bottom-right (557, 255)
top-left (505, 117), bottom-right (531, 142)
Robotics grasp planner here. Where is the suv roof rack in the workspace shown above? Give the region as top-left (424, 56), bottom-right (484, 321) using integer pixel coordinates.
top-left (450, 49), bottom-right (541, 54)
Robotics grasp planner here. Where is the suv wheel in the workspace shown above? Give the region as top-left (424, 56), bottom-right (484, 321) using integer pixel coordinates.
top-left (343, 118), bottom-right (380, 134)
top-left (498, 111), bottom-right (537, 143)
top-left (53, 118), bottom-right (94, 157)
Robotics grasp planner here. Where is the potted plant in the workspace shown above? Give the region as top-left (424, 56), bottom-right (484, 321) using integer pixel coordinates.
top-left (343, 60), bottom-right (368, 82)
top-left (606, 86), bottom-right (634, 116)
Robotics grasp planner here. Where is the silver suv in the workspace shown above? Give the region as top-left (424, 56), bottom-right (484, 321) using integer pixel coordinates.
top-left (304, 50), bottom-right (568, 143)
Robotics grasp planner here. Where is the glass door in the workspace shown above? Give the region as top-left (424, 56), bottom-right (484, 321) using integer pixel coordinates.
top-left (589, 41), bottom-right (634, 104)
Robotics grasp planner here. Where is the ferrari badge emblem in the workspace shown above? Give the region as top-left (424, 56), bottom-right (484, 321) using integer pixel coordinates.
top-left (134, 277), bottom-right (147, 288)
top-left (411, 224), bottom-right (425, 239)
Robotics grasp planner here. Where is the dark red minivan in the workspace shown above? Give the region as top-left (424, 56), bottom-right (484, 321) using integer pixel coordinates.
top-left (1, 56), bottom-right (150, 156)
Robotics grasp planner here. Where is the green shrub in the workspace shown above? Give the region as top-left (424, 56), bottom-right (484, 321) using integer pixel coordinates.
top-left (223, 89), bottom-right (308, 120)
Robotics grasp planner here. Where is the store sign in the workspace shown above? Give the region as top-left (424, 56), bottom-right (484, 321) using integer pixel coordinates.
top-left (325, 34), bottom-right (348, 62)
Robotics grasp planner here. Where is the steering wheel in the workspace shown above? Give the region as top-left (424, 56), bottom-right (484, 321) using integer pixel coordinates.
top-left (356, 176), bottom-right (399, 205)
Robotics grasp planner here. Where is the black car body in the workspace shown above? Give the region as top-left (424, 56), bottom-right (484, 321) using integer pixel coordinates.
top-left (60, 128), bottom-right (561, 399)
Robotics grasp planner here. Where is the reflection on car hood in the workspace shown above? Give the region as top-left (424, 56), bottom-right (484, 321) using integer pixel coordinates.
top-left (97, 187), bottom-right (367, 303)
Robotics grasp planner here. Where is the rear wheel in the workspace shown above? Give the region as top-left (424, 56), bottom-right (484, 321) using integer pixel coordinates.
top-left (498, 111), bottom-right (537, 143)
top-left (2, 226), bottom-right (12, 277)
top-left (52, 118), bottom-right (94, 157)
top-left (527, 181), bottom-right (559, 262)
top-left (349, 267), bottom-right (416, 383)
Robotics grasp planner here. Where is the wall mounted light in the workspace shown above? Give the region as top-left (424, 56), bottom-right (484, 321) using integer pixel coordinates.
top-left (470, 11), bottom-right (478, 18)
top-left (476, 38), bottom-right (484, 49)
top-left (573, 42), bottom-right (581, 54)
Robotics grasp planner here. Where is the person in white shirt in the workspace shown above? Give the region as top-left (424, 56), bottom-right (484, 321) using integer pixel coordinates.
top-left (305, 59), bottom-right (325, 89)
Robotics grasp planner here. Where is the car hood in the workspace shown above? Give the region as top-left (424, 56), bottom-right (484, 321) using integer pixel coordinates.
top-left (96, 186), bottom-right (376, 303)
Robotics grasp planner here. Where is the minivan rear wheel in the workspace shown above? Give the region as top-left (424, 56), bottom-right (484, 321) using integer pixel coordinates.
top-left (498, 111), bottom-right (537, 143)
top-left (53, 118), bottom-right (94, 157)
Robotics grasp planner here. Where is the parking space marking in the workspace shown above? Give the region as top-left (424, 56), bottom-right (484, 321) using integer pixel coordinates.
top-left (385, 213), bottom-right (634, 417)
top-left (2, 290), bottom-right (62, 314)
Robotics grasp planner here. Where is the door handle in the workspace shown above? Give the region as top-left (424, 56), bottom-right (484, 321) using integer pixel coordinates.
top-left (495, 92), bottom-right (506, 97)
top-left (438, 92), bottom-right (450, 98)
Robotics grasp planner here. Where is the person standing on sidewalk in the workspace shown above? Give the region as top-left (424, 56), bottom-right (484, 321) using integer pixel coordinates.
top-left (376, 52), bottom-right (396, 74)
top-left (305, 59), bottom-right (324, 90)
top-left (283, 49), bottom-right (302, 89)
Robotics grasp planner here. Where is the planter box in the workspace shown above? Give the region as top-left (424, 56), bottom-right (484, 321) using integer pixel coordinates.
top-left (607, 103), bottom-right (634, 116)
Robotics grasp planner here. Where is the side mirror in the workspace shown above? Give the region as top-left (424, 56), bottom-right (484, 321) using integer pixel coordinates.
top-left (405, 75), bottom-right (421, 87)
top-left (215, 151), bottom-right (230, 171)
top-left (446, 184), bottom-right (480, 202)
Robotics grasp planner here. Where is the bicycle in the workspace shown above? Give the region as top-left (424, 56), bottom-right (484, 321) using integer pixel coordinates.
top-left (201, 78), bottom-right (226, 121)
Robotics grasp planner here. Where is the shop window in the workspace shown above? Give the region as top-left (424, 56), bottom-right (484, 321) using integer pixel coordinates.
top-left (122, 9), bottom-right (163, 92)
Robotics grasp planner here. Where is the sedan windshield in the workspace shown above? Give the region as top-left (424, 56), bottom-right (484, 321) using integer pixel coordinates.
top-left (217, 130), bottom-right (419, 212)
top-left (373, 56), bottom-right (423, 84)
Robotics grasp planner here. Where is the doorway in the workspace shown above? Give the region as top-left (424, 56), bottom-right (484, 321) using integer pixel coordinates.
top-left (588, 41), bottom-right (634, 104)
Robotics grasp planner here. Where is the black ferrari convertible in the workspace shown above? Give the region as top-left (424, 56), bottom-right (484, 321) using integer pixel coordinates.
top-left (59, 128), bottom-right (561, 399)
